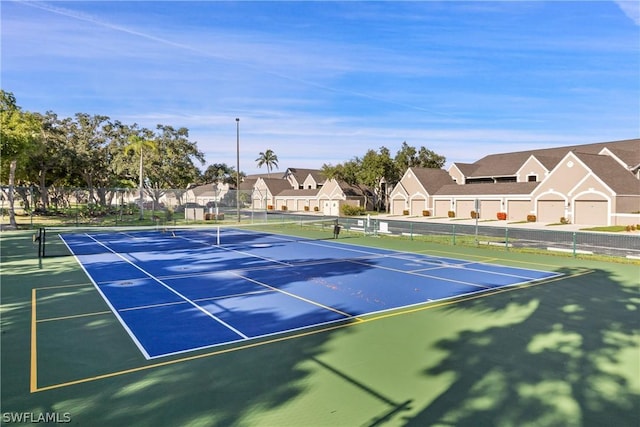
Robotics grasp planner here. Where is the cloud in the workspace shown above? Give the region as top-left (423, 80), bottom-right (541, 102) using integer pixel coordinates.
top-left (615, 1), bottom-right (640, 25)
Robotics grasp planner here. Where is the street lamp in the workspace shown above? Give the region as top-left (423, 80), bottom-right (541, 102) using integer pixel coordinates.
top-left (236, 118), bottom-right (240, 223)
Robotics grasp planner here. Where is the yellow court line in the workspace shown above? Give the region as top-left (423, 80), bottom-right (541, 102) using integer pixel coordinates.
top-left (36, 282), bottom-right (94, 291)
top-left (37, 310), bottom-right (112, 323)
top-left (32, 317), bottom-right (364, 393)
top-left (29, 269), bottom-right (590, 394)
top-left (31, 270), bottom-right (593, 393)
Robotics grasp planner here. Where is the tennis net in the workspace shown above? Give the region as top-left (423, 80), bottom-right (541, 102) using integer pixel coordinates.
top-left (37, 218), bottom-right (340, 257)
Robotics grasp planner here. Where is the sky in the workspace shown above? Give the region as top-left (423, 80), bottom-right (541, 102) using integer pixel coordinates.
top-left (2, 1), bottom-right (639, 176)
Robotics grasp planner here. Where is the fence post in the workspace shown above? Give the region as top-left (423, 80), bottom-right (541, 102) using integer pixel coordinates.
top-left (410, 222), bottom-right (413, 240)
top-left (452, 224), bottom-right (456, 245)
top-left (572, 232), bottom-right (577, 258)
top-left (505, 227), bottom-right (509, 251)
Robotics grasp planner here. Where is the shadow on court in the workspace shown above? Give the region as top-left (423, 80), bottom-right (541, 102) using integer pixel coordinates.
top-left (402, 266), bottom-right (640, 427)
top-left (2, 230), bottom-right (639, 426)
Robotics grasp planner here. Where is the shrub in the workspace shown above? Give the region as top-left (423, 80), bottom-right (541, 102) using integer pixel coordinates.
top-left (281, 205), bottom-right (287, 211)
top-left (470, 210), bottom-right (479, 219)
top-left (314, 206), bottom-right (319, 212)
top-left (496, 212), bottom-right (507, 220)
top-left (267, 205), bottom-right (274, 210)
top-left (341, 204), bottom-right (365, 216)
top-left (304, 206), bottom-right (309, 211)
top-left (527, 214), bottom-right (536, 222)
top-left (448, 211), bottom-right (455, 218)
top-left (560, 217), bottom-right (570, 224)
top-left (403, 209), bottom-right (409, 215)
top-left (422, 210), bottom-right (431, 217)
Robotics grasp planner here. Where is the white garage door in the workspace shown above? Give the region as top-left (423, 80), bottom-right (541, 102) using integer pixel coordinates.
top-left (480, 200), bottom-right (501, 220)
top-left (537, 200), bottom-right (565, 223)
top-left (410, 199), bottom-right (426, 216)
top-left (456, 200), bottom-right (475, 218)
top-left (574, 200), bottom-right (608, 225)
top-left (507, 200), bottom-right (531, 221)
top-left (392, 199), bottom-right (405, 215)
top-left (434, 200), bottom-right (450, 217)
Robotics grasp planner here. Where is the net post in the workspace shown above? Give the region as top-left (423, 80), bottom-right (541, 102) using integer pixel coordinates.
top-left (216, 225), bottom-right (221, 246)
top-left (452, 224), bottom-right (456, 245)
top-left (572, 231), bottom-right (577, 258)
top-left (40, 227), bottom-right (46, 258)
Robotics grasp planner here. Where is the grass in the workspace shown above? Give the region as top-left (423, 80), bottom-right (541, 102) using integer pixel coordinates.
top-left (582, 225), bottom-right (636, 232)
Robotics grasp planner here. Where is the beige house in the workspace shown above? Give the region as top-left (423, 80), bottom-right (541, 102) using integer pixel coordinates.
top-left (316, 179), bottom-right (374, 216)
top-left (390, 138), bottom-right (640, 225)
top-left (283, 168), bottom-right (325, 189)
top-left (389, 168), bottom-right (455, 215)
top-left (251, 178), bottom-right (294, 210)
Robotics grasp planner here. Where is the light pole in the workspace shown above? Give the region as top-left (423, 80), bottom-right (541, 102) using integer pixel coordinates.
top-left (236, 118), bottom-right (240, 223)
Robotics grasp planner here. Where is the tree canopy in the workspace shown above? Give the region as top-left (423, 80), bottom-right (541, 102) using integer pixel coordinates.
top-left (322, 142), bottom-right (446, 211)
top-left (1, 91), bottom-right (446, 214)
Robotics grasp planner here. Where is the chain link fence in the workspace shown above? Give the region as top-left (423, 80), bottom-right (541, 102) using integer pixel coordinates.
top-left (2, 185), bottom-right (639, 259)
top-left (337, 216), bottom-right (640, 259)
top-left (0, 186), bottom-right (257, 226)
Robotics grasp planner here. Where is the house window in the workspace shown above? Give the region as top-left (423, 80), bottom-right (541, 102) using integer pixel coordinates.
top-left (527, 175), bottom-right (537, 182)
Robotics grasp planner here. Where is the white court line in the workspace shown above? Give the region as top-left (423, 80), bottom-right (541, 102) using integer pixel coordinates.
top-left (83, 234), bottom-right (249, 343)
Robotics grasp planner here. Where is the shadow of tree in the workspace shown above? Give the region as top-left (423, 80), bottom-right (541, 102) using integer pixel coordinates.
top-left (403, 266), bottom-right (639, 427)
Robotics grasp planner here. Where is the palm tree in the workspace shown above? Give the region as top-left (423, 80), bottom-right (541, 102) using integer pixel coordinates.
top-left (255, 149), bottom-right (279, 178)
top-left (125, 135), bottom-right (157, 219)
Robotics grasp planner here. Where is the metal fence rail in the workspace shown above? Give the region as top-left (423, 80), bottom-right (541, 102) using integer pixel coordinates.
top-left (327, 216), bottom-right (640, 259)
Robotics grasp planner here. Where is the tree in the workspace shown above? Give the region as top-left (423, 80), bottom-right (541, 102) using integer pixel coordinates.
top-left (394, 141), bottom-right (446, 173)
top-left (203, 163), bottom-right (237, 185)
top-left (0, 91), bottom-right (40, 227)
top-left (255, 149), bottom-right (279, 178)
top-left (125, 133), bottom-right (157, 219)
top-left (26, 112), bottom-right (69, 211)
top-left (358, 147), bottom-right (395, 211)
top-left (415, 146), bottom-right (446, 169)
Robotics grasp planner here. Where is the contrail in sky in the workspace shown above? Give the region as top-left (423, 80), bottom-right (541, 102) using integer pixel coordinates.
top-left (17, 0), bottom-right (453, 116)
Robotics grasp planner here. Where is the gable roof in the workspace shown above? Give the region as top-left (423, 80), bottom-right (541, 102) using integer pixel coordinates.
top-left (335, 180), bottom-right (374, 197)
top-left (409, 167), bottom-right (456, 194)
top-left (436, 182), bottom-right (539, 196)
top-left (572, 152), bottom-right (640, 195)
top-left (259, 178), bottom-right (293, 195)
top-left (601, 147), bottom-right (640, 170)
top-left (189, 183), bottom-right (216, 197)
top-left (464, 138), bottom-right (639, 179)
top-left (450, 162), bottom-right (478, 176)
top-left (284, 168), bottom-right (325, 183)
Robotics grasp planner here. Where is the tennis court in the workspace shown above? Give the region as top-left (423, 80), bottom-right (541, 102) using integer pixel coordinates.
top-left (3, 222), bottom-right (638, 426)
top-left (55, 223), bottom-right (560, 359)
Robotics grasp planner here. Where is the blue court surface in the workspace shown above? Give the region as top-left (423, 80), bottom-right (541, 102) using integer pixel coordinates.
top-left (60, 227), bottom-right (561, 359)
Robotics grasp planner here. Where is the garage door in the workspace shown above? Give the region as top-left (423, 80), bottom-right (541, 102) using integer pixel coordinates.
top-left (480, 200), bottom-right (501, 220)
top-left (410, 199), bottom-right (426, 216)
top-left (456, 200), bottom-right (475, 218)
top-left (574, 200), bottom-right (608, 226)
top-left (537, 200), bottom-right (565, 223)
top-left (507, 200), bottom-right (531, 221)
top-left (392, 199), bottom-right (405, 215)
top-left (434, 200), bottom-right (450, 217)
